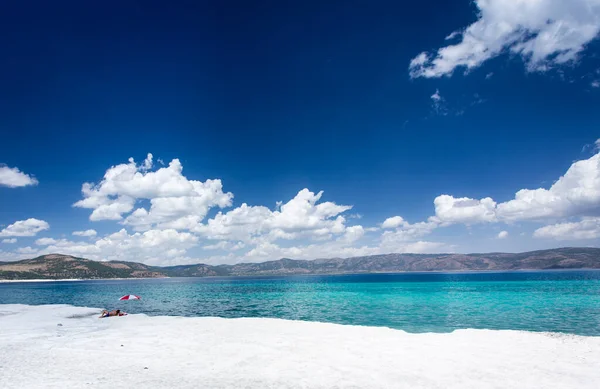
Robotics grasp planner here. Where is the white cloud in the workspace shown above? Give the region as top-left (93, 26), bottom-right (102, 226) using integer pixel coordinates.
top-left (409, 52), bottom-right (428, 69)
top-left (90, 229), bottom-right (199, 262)
top-left (16, 246), bottom-right (38, 255)
top-left (397, 241), bottom-right (448, 254)
top-left (1, 238), bottom-right (17, 244)
top-left (74, 154), bottom-right (233, 227)
top-left (409, 0), bottom-right (600, 78)
top-left (270, 189), bottom-right (351, 231)
top-left (534, 217), bottom-right (600, 240)
top-left (0, 217), bottom-right (446, 267)
top-left (194, 189), bottom-right (352, 244)
top-left (72, 229), bottom-right (97, 237)
top-left (11, 146), bottom-right (600, 266)
top-left (140, 153), bottom-right (153, 171)
top-left (339, 225), bottom-right (365, 243)
top-left (434, 195), bottom-right (497, 224)
top-left (240, 239), bottom-right (448, 265)
top-left (430, 89), bottom-right (447, 115)
top-left (382, 216), bottom-right (405, 229)
top-left (445, 31), bottom-right (461, 41)
top-left (12, 228), bottom-right (200, 265)
top-left (0, 219), bottom-right (49, 237)
top-left (0, 165), bottom-right (38, 188)
top-left (485, 72), bottom-right (494, 79)
top-left (592, 80), bottom-right (600, 88)
top-left (58, 154), bottom-right (459, 265)
top-left (497, 230), bottom-right (509, 239)
top-left (35, 237), bottom-right (57, 246)
top-left (497, 152), bottom-right (600, 221)
top-left (380, 220), bottom-right (438, 244)
top-left (203, 241), bottom-right (246, 251)
top-left (434, 151), bottom-right (600, 224)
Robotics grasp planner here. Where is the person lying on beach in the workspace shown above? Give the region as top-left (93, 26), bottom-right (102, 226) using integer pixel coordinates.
top-left (99, 309), bottom-right (126, 318)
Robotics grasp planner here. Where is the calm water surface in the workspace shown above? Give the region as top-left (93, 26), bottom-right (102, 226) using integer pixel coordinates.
top-left (1, 271), bottom-right (600, 335)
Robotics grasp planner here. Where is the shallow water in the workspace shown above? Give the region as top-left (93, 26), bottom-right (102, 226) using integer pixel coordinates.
top-left (1, 271), bottom-right (600, 335)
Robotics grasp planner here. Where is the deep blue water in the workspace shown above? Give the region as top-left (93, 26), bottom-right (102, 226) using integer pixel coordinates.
top-left (1, 271), bottom-right (600, 335)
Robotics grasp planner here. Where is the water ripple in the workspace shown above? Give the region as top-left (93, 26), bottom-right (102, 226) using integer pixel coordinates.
top-left (1, 271), bottom-right (600, 335)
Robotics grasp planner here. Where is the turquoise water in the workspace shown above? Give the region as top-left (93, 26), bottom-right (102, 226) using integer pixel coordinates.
top-left (1, 271), bottom-right (600, 335)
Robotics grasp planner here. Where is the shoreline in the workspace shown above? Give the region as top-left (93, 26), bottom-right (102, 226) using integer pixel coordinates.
top-left (0, 276), bottom-right (171, 283)
top-left (2, 267), bottom-right (600, 283)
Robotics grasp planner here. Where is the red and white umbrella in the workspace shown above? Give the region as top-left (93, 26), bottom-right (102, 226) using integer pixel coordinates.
top-left (119, 295), bottom-right (141, 301)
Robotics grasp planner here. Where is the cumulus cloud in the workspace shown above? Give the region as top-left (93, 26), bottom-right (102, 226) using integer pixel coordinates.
top-left (35, 237), bottom-right (57, 246)
top-left (383, 148), bottom-right (600, 247)
top-left (213, 212), bottom-right (448, 264)
top-left (339, 225), bottom-right (365, 244)
top-left (74, 153), bottom-right (233, 227)
top-left (433, 151), bottom-right (600, 224)
top-left (55, 155), bottom-right (431, 264)
top-left (380, 220), bottom-right (438, 244)
top-left (433, 195), bottom-right (497, 224)
top-left (93, 229), bottom-right (198, 261)
top-left (382, 216), bottom-right (405, 229)
top-left (11, 228), bottom-right (200, 265)
top-left (16, 247), bottom-right (38, 255)
top-left (1, 238), bottom-right (17, 244)
top-left (72, 229), bottom-right (97, 237)
top-left (242, 241), bottom-right (373, 263)
top-left (534, 217), bottom-right (600, 240)
top-left (194, 189), bottom-right (352, 244)
top-left (20, 148), bottom-right (600, 265)
top-left (409, 0), bottom-right (600, 78)
top-left (53, 153), bottom-right (459, 265)
top-left (497, 152), bottom-right (600, 221)
top-left (203, 241), bottom-right (246, 251)
top-left (592, 80), bottom-right (600, 88)
top-left (0, 165), bottom-right (38, 187)
top-left (6, 145), bottom-right (600, 265)
top-left (240, 239), bottom-right (448, 265)
top-left (0, 219), bottom-right (49, 237)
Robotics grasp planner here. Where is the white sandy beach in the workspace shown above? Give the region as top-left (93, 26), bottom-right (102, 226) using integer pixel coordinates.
top-left (1, 304), bottom-right (598, 389)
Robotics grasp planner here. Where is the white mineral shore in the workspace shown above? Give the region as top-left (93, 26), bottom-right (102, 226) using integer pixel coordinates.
top-left (0, 304), bottom-right (598, 389)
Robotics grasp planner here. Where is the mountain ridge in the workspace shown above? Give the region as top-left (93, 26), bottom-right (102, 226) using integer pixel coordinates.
top-left (1, 247), bottom-right (600, 280)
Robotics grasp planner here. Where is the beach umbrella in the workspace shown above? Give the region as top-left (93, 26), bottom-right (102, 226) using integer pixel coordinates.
top-left (119, 294), bottom-right (141, 301)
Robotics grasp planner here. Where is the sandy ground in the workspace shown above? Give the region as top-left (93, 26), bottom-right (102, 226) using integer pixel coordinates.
top-left (0, 304), bottom-right (599, 389)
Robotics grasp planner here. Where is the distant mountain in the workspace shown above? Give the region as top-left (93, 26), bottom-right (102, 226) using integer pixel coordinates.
top-left (1, 248), bottom-right (600, 280)
top-left (0, 254), bottom-right (164, 280)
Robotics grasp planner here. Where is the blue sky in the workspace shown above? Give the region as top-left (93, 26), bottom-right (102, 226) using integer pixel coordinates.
top-left (1, 1), bottom-right (600, 265)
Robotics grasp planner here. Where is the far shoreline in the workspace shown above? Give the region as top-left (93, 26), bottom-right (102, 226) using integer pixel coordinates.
top-left (1, 268), bottom-right (600, 283)
top-left (0, 276), bottom-right (171, 283)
